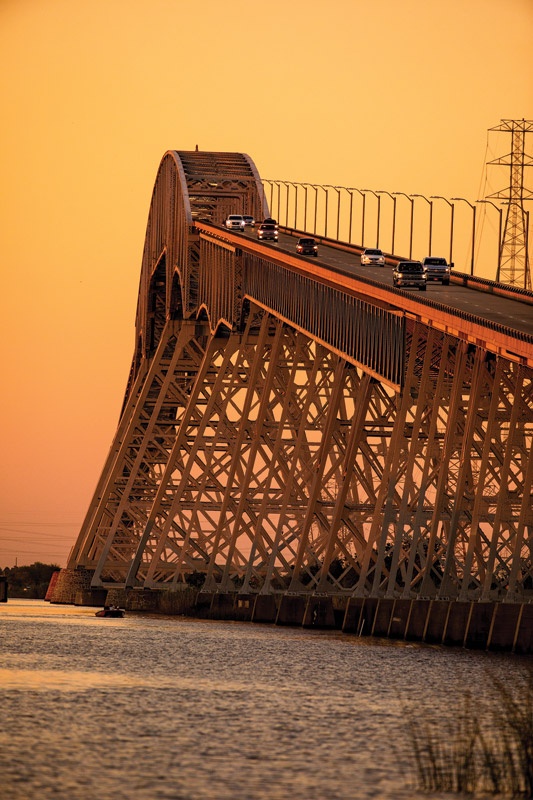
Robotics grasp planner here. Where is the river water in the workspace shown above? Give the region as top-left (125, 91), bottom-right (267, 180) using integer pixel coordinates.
top-left (0, 599), bottom-right (529, 800)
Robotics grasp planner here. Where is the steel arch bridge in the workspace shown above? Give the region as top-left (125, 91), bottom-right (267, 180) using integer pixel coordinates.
top-left (50, 150), bottom-right (533, 649)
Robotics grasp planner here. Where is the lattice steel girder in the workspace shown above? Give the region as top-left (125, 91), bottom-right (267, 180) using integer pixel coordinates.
top-left (70, 320), bottom-right (212, 579)
top-left (68, 296), bottom-right (533, 600)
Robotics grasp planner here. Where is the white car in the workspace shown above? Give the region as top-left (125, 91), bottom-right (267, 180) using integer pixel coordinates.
top-left (360, 248), bottom-right (385, 266)
top-left (242, 215), bottom-right (256, 228)
top-left (225, 215), bottom-right (245, 231)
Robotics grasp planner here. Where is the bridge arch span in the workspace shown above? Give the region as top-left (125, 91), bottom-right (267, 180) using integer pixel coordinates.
top-left (50, 151), bottom-right (533, 653)
top-left (136, 150), bottom-right (266, 347)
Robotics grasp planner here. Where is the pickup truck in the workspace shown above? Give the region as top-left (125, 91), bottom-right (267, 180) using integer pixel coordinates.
top-left (421, 256), bottom-right (451, 285)
top-left (392, 261), bottom-right (427, 290)
top-left (225, 215), bottom-right (245, 231)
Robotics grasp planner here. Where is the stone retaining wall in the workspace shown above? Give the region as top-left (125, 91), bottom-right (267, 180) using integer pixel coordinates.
top-left (46, 567), bottom-right (95, 604)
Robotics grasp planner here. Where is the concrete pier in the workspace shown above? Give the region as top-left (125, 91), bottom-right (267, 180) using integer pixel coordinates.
top-left (46, 568), bottom-right (533, 653)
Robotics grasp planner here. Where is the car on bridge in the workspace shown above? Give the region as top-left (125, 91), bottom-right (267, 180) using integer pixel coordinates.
top-left (421, 256), bottom-right (451, 285)
top-left (243, 215), bottom-right (256, 228)
top-left (296, 237), bottom-right (318, 256)
top-left (263, 217), bottom-right (278, 228)
top-left (360, 248), bottom-right (385, 266)
top-left (257, 223), bottom-right (278, 241)
top-left (225, 214), bottom-right (245, 231)
top-left (392, 260), bottom-right (427, 290)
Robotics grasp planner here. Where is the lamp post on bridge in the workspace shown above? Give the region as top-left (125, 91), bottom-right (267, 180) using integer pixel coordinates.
top-left (279, 181), bottom-right (292, 228)
top-left (325, 185), bottom-right (342, 240)
top-left (270, 181), bottom-right (282, 222)
top-left (349, 188), bottom-right (367, 247)
top-left (412, 194), bottom-right (434, 256)
top-left (346, 187), bottom-right (354, 243)
top-left (302, 183), bottom-right (315, 233)
top-left (451, 197), bottom-right (477, 276)
top-left (273, 180), bottom-right (289, 225)
top-left (304, 184), bottom-right (320, 234)
top-left (477, 199), bottom-right (504, 281)
top-left (262, 180), bottom-right (275, 219)
top-left (430, 196), bottom-right (455, 267)
top-left (392, 192), bottom-right (414, 258)
top-left (376, 191), bottom-right (397, 255)
top-left (287, 181), bottom-right (300, 230)
top-left (316, 185), bottom-right (328, 237)
top-left (362, 189), bottom-right (382, 248)
top-left (323, 185), bottom-right (330, 238)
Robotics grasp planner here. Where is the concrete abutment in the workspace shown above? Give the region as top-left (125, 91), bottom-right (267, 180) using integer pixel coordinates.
top-left (45, 570), bottom-right (532, 652)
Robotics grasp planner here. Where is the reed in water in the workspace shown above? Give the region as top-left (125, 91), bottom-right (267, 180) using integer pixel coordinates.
top-left (406, 665), bottom-right (533, 797)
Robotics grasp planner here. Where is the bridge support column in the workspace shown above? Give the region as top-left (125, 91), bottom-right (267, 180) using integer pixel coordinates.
top-left (355, 598), bottom-right (379, 637)
top-left (209, 593), bottom-right (237, 620)
top-left (443, 601), bottom-right (472, 646)
top-left (252, 594), bottom-right (278, 623)
top-left (405, 599), bottom-right (431, 641)
top-left (234, 594), bottom-right (255, 622)
top-left (371, 599), bottom-right (395, 636)
top-left (302, 596), bottom-right (336, 628)
top-left (514, 605), bottom-right (533, 654)
top-left (464, 602), bottom-right (495, 649)
top-left (388, 599), bottom-right (412, 639)
top-left (276, 594), bottom-right (307, 626)
top-left (424, 600), bottom-right (451, 643)
top-left (487, 603), bottom-right (522, 651)
top-left (46, 567), bottom-right (96, 605)
top-left (342, 597), bottom-right (364, 633)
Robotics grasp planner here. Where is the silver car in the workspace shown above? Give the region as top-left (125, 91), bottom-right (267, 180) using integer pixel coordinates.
top-left (225, 215), bottom-right (245, 231)
top-left (360, 248), bottom-right (385, 266)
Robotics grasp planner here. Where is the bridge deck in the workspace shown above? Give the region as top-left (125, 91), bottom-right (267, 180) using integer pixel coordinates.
top-left (198, 223), bottom-right (533, 367)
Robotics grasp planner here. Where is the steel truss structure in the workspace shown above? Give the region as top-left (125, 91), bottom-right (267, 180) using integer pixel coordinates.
top-left (67, 150), bottom-right (533, 603)
top-left (488, 118), bottom-right (533, 290)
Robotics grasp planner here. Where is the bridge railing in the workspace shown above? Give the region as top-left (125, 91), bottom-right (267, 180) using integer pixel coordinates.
top-left (262, 179), bottom-right (532, 290)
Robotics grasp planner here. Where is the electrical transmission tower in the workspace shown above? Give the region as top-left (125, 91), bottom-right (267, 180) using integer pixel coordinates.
top-left (486, 119), bottom-right (532, 290)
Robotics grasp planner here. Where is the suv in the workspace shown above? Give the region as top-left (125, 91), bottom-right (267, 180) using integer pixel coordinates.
top-left (243, 215), bottom-right (256, 228)
top-left (392, 261), bottom-right (427, 290)
top-left (360, 248), bottom-right (385, 266)
top-left (296, 237), bottom-right (318, 256)
top-left (422, 256), bottom-right (451, 285)
top-left (257, 223), bottom-right (278, 241)
top-left (225, 215), bottom-right (245, 231)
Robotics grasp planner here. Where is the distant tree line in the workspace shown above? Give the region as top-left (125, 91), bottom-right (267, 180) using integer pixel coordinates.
top-left (0, 563), bottom-right (60, 598)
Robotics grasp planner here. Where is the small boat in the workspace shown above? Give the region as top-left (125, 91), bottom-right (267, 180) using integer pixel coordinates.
top-left (95, 605), bottom-right (125, 618)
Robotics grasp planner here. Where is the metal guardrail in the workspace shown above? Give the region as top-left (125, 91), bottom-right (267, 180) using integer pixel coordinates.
top-left (275, 226), bottom-right (533, 349)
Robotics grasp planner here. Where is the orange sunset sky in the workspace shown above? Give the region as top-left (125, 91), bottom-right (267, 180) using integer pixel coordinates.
top-left (1, 0), bottom-right (532, 568)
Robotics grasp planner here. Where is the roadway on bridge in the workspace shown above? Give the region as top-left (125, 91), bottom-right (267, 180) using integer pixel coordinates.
top-left (238, 228), bottom-right (533, 339)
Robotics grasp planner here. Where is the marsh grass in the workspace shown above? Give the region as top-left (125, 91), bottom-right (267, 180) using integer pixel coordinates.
top-left (406, 666), bottom-right (533, 797)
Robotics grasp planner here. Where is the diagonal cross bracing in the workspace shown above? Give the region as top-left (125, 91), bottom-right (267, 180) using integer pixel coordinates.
top-left (65, 149), bottom-right (533, 603)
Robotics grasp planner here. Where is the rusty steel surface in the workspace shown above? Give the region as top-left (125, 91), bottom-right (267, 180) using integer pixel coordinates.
top-left (65, 150), bottom-right (533, 606)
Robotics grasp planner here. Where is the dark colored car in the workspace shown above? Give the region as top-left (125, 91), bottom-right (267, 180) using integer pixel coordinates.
top-left (392, 261), bottom-right (427, 290)
top-left (296, 237), bottom-right (318, 256)
top-left (257, 223), bottom-right (278, 241)
top-left (263, 217), bottom-right (278, 227)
